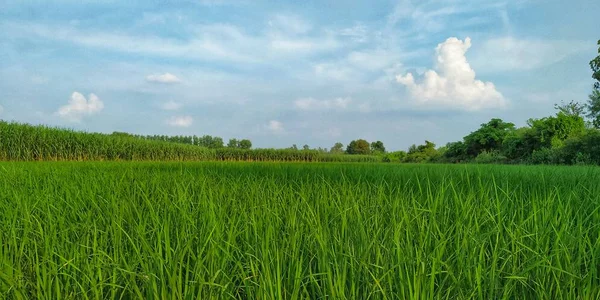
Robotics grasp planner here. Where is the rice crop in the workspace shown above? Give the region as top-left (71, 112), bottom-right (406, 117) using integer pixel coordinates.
top-left (1, 162), bottom-right (600, 299)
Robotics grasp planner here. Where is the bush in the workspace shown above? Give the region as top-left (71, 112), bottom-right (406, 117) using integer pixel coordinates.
top-left (474, 151), bottom-right (507, 164)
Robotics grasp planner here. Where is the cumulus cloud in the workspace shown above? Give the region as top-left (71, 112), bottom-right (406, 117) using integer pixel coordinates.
top-left (294, 97), bottom-right (351, 111)
top-left (57, 92), bottom-right (104, 122)
top-left (396, 37), bottom-right (506, 111)
top-left (266, 120), bottom-right (285, 133)
top-left (166, 116), bottom-right (193, 127)
top-left (161, 100), bottom-right (182, 111)
top-left (146, 73), bottom-right (181, 84)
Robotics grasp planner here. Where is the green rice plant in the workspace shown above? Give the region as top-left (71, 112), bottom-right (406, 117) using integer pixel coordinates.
top-left (1, 162), bottom-right (600, 299)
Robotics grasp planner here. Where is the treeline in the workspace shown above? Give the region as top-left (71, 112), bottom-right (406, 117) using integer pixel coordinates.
top-left (0, 121), bottom-right (380, 162)
top-left (381, 39), bottom-right (600, 166)
top-left (111, 132), bottom-right (252, 149)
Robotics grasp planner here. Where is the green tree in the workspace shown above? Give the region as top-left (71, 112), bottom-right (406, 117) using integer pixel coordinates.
top-left (370, 141), bottom-right (386, 154)
top-left (227, 138), bottom-right (239, 148)
top-left (330, 142), bottom-right (344, 154)
top-left (587, 90), bottom-right (600, 128)
top-left (443, 141), bottom-right (468, 162)
top-left (302, 144), bottom-right (310, 151)
top-left (405, 140), bottom-right (438, 163)
top-left (554, 100), bottom-right (586, 117)
top-left (463, 118), bottom-right (515, 156)
top-left (211, 137), bottom-right (224, 149)
top-left (239, 139), bottom-right (252, 149)
top-left (591, 39), bottom-right (600, 89)
top-left (346, 139), bottom-right (371, 155)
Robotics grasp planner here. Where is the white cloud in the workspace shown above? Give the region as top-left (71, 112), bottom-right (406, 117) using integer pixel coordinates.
top-left (471, 37), bottom-right (591, 72)
top-left (339, 24), bottom-right (369, 43)
top-left (294, 97), bottom-right (351, 111)
top-left (266, 120), bottom-right (285, 134)
top-left (268, 14), bottom-right (312, 34)
top-left (166, 116), bottom-right (193, 127)
top-left (57, 92), bottom-right (104, 122)
top-left (161, 100), bottom-right (183, 110)
top-left (146, 73), bottom-right (181, 84)
top-left (396, 37), bottom-right (506, 111)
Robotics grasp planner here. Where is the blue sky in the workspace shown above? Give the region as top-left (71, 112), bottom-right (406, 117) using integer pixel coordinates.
top-left (0, 0), bottom-right (598, 151)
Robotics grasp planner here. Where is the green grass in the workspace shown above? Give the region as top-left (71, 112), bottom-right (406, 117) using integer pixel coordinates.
top-left (1, 162), bottom-right (600, 299)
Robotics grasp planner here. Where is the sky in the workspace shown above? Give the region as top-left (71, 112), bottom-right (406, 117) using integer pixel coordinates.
top-left (0, 0), bottom-right (598, 151)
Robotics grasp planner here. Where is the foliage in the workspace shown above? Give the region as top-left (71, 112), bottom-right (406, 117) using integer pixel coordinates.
top-left (329, 142), bottom-right (344, 154)
top-left (591, 39), bottom-right (600, 89)
top-left (554, 100), bottom-right (586, 117)
top-left (443, 141), bottom-right (468, 163)
top-left (474, 150), bottom-right (507, 164)
top-left (587, 90), bottom-right (600, 129)
top-left (346, 139), bottom-right (371, 155)
top-left (238, 139), bottom-right (252, 149)
top-left (463, 118), bottom-right (515, 156)
top-left (370, 140), bottom-right (386, 154)
top-left (404, 140), bottom-right (439, 163)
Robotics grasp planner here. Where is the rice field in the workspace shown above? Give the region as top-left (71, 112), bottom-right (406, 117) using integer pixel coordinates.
top-left (1, 162), bottom-right (600, 299)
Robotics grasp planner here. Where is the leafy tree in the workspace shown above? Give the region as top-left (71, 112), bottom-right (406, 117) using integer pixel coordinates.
top-left (463, 118), bottom-right (515, 156)
top-left (443, 141), bottom-right (468, 162)
top-left (227, 138), bottom-right (239, 148)
top-left (587, 90), bottom-right (600, 128)
top-left (330, 142), bottom-right (344, 154)
top-left (211, 137), bottom-right (224, 149)
top-left (302, 144), bottom-right (310, 151)
top-left (290, 144), bottom-right (298, 151)
top-left (404, 140), bottom-right (438, 163)
top-left (591, 39), bottom-right (600, 89)
top-left (526, 111), bottom-right (585, 149)
top-left (346, 139), bottom-right (371, 155)
top-left (554, 100), bottom-right (586, 117)
top-left (370, 141), bottom-right (386, 154)
top-left (386, 151), bottom-right (407, 162)
top-left (239, 139), bottom-right (252, 149)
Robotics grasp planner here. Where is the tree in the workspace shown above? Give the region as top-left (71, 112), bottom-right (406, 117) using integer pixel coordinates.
top-left (227, 138), bottom-right (239, 148)
top-left (554, 100), bottom-right (586, 117)
top-left (463, 118), bottom-right (515, 156)
top-left (346, 139), bottom-right (370, 155)
top-left (587, 89), bottom-right (600, 128)
top-left (330, 142), bottom-right (344, 154)
top-left (591, 39), bottom-right (600, 89)
top-left (370, 141), bottom-right (386, 154)
top-left (239, 139), bottom-right (252, 149)
top-left (302, 144), bottom-right (310, 151)
top-left (211, 137), bottom-right (224, 148)
top-left (405, 140), bottom-right (438, 163)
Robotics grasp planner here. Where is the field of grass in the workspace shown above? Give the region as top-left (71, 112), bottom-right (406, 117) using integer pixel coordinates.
top-left (2, 162), bottom-right (600, 299)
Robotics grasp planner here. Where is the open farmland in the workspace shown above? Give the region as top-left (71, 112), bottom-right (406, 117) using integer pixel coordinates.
top-left (2, 162), bottom-right (600, 299)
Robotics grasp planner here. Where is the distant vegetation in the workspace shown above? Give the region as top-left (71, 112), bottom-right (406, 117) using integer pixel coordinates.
top-left (1, 40), bottom-right (599, 165)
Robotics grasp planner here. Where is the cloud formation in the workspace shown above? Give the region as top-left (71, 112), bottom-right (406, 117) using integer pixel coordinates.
top-left (396, 37), bottom-right (506, 111)
top-left (146, 73), bottom-right (181, 84)
top-left (294, 97), bottom-right (351, 111)
top-left (57, 92), bottom-right (104, 122)
top-left (266, 120), bottom-right (285, 133)
top-left (166, 116), bottom-right (193, 127)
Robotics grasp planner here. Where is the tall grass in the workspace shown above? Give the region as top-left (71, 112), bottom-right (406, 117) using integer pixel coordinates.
top-left (1, 162), bottom-right (600, 299)
top-left (0, 121), bottom-right (381, 162)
